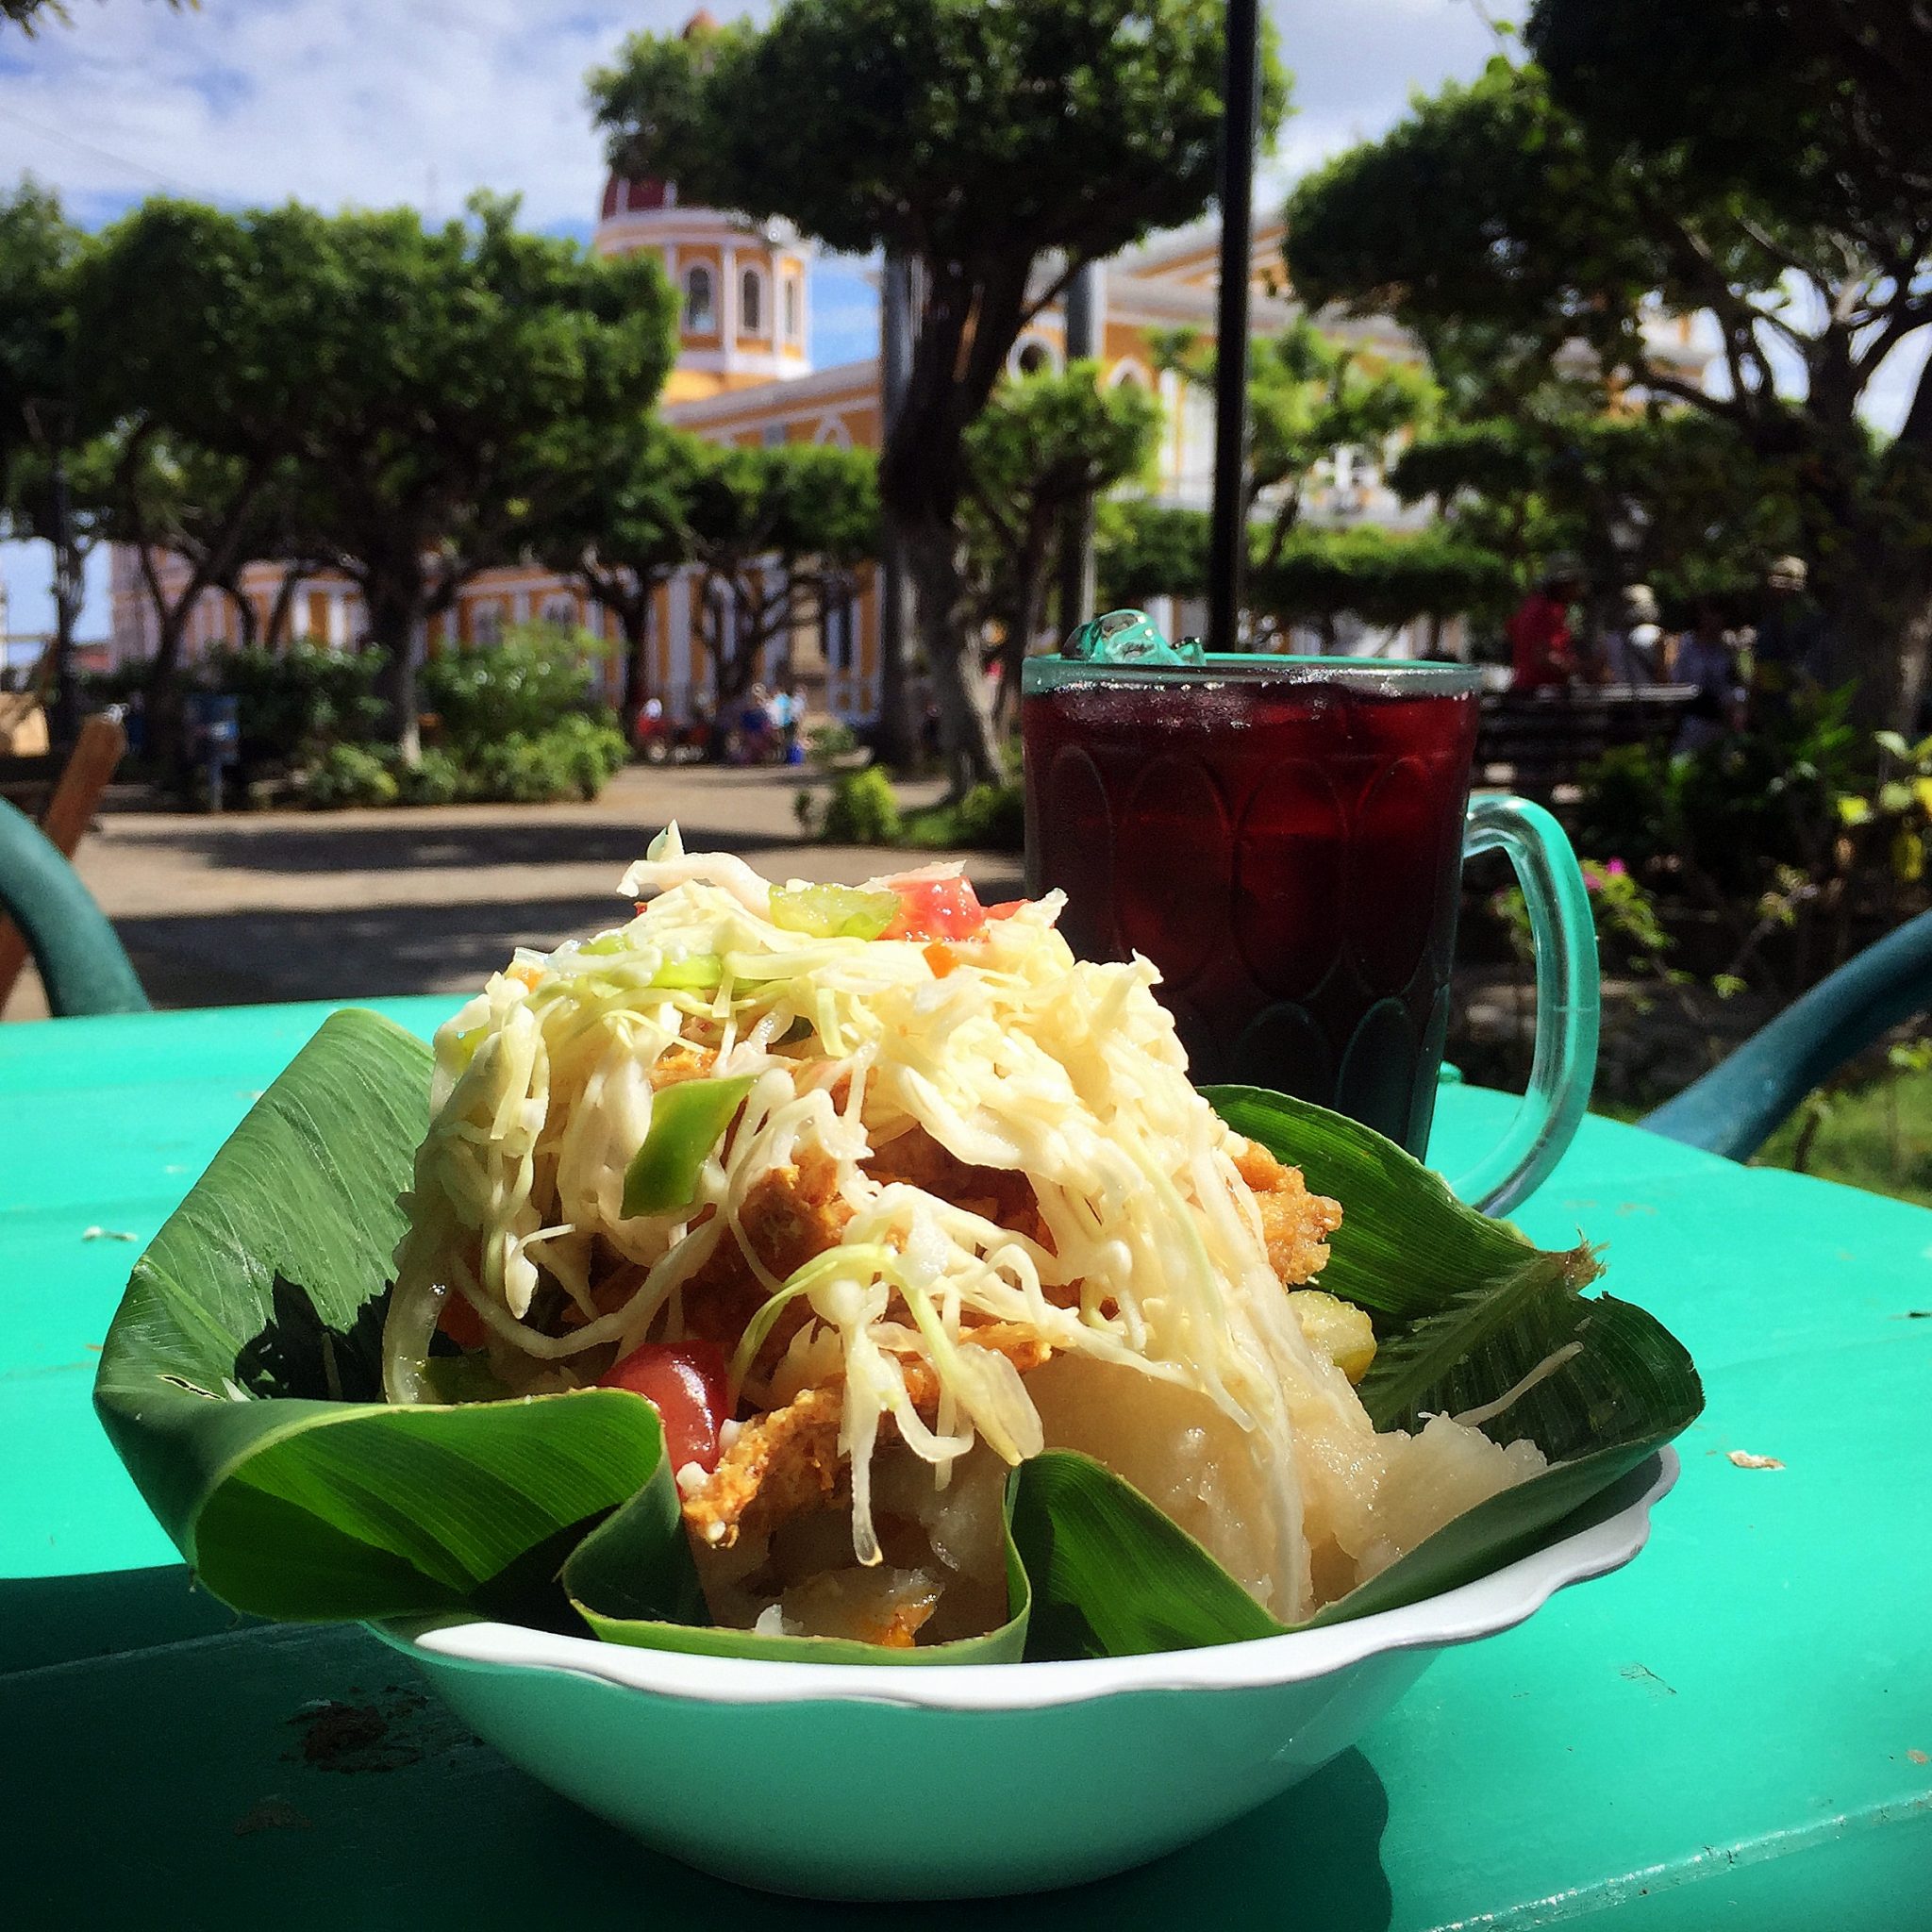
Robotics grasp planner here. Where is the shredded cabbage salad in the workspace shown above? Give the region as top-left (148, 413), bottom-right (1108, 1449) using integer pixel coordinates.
top-left (384, 827), bottom-right (1531, 1621)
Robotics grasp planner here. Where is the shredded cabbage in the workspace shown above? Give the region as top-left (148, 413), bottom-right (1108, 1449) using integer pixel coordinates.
top-left (386, 825), bottom-right (1536, 1620)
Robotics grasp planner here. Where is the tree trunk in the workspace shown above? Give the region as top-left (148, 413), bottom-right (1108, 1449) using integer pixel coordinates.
top-left (364, 572), bottom-right (424, 761)
top-left (993, 536), bottom-right (1051, 735)
top-left (266, 565), bottom-right (305, 650)
top-left (905, 511), bottom-right (1003, 794)
top-left (618, 600), bottom-right (653, 739)
top-left (225, 584), bottom-right (258, 651)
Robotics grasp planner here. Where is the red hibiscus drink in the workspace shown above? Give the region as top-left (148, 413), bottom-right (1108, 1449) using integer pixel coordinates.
top-left (1023, 642), bottom-right (1481, 1155)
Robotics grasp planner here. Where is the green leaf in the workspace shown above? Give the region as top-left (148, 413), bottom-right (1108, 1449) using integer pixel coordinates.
top-left (1202, 1084), bottom-right (1703, 1622)
top-left (621, 1073), bottom-right (757, 1218)
top-left (563, 1459), bottom-right (1032, 1666)
top-left (1008, 1450), bottom-right (1279, 1659)
top-left (92, 1010), bottom-right (674, 1624)
top-left (92, 1010), bottom-right (1699, 1663)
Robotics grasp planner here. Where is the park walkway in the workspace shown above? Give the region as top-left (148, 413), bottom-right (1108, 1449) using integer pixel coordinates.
top-left (3, 765), bottom-right (1023, 1021)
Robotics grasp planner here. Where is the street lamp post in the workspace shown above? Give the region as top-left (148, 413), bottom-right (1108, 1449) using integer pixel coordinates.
top-left (1208, 0), bottom-right (1262, 654)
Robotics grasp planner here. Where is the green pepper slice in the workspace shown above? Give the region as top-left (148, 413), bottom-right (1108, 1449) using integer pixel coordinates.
top-left (621, 1074), bottom-right (758, 1219)
top-left (769, 883), bottom-right (900, 941)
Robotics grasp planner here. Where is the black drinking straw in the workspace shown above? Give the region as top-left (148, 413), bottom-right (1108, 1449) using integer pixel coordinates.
top-left (1208, 0), bottom-right (1261, 654)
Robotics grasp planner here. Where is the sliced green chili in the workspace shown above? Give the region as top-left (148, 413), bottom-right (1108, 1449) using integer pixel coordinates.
top-left (621, 1074), bottom-right (758, 1219)
top-left (769, 883), bottom-right (900, 941)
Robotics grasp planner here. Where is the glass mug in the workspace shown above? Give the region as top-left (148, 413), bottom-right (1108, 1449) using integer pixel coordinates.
top-left (1021, 615), bottom-right (1599, 1215)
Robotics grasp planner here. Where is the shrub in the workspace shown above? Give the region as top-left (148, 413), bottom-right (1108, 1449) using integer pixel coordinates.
top-left (304, 741), bottom-right (398, 808)
top-left (398, 748), bottom-right (464, 807)
top-left (952, 780), bottom-right (1025, 852)
top-left (462, 717), bottom-right (629, 805)
top-left (806, 721), bottom-right (859, 769)
top-left (202, 643), bottom-right (386, 769)
top-left (421, 625), bottom-right (611, 752)
top-left (821, 766), bottom-right (904, 843)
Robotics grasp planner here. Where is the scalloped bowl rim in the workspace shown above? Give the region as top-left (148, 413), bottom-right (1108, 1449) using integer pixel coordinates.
top-left (396, 1446), bottom-right (1676, 1710)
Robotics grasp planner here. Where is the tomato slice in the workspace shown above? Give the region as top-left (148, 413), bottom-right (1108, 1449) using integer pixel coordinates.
top-left (884, 877), bottom-right (988, 941)
top-left (596, 1341), bottom-right (730, 1473)
top-left (437, 1290), bottom-right (487, 1352)
top-left (983, 899), bottom-right (1027, 920)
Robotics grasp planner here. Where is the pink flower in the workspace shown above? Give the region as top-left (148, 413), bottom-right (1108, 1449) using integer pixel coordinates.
top-left (1606, 858), bottom-right (1628, 877)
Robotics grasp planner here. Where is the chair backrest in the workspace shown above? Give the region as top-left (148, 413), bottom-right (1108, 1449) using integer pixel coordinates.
top-left (0, 714), bottom-right (131, 1013)
top-left (1641, 905), bottom-right (1932, 1159)
top-left (0, 797), bottom-right (148, 1017)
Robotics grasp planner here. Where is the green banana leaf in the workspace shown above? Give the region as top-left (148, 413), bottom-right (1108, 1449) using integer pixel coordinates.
top-left (561, 1457), bottom-right (1032, 1664)
top-left (92, 1008), bottom-right (1700, 1666)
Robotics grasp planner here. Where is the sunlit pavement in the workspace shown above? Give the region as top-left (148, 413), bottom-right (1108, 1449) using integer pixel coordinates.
top-left (5, 764), bottom-right (1022, 1021)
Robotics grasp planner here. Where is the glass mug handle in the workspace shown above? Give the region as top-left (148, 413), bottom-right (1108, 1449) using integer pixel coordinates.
top-left (1449, 795), bottom-right (1600, 1216)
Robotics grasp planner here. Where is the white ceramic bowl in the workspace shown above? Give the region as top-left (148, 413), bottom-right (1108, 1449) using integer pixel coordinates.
top-left (379, 1448), bottom-right (1676, 1901)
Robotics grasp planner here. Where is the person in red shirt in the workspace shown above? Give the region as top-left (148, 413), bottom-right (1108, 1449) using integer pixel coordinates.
top-left (1507, 558), bottom-right (1584, 691)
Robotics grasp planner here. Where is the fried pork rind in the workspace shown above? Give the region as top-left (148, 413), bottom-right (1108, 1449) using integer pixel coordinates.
top-left (1232, 1137), bottom-right (1342, 1286)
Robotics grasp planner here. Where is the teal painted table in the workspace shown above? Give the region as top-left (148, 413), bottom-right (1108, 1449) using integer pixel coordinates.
top-left (6, 1001), bottom-right (1930, 1929)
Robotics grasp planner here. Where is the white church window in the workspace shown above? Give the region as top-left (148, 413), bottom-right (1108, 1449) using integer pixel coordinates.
top-left (741, 266), bottom-right (766, 335)
top-left (782, 274), bottom-right (801, 344)
top-left (684, 265), bottom-right (715, 332)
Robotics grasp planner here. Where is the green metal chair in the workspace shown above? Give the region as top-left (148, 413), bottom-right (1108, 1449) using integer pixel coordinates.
top-left (1641, 906), bottom-right (1932, 1158)
top-left (0, 797), bottom-right (148, 1017)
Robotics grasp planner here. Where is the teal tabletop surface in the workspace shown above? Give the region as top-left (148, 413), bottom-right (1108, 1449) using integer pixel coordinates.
top-left (5, 999), bottom-right (1930, 1929)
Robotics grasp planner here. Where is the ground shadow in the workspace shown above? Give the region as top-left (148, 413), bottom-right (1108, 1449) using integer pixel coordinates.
top-left (0, 1561), bottom-right (253, 1674)
top-left (113, 893), bottom-right (658, 1007)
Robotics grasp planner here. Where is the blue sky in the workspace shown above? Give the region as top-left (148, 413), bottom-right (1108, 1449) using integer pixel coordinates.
top-left (0, 1), bottom-right (1516, 634)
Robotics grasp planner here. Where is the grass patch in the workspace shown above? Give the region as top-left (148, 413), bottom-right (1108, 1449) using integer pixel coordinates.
top-left (1753, 1070), bottom-right (1932, 1210)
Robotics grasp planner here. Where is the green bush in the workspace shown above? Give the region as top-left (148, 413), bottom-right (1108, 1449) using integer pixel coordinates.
top-left (806, 721), bottom-right (859, 769)
top-left (462, 717), bottom-right (629, 805)
top-left (952, 780), bottom-right (1025, 851)
top-left (398, 748), bottom-right (464, 807)
top-left (202, 644), bottom-right (386, 769)
top-left (421, 625), bottom-right (611, 752)
top-left (304, 742), bottom-right (399, 808)
top-left (821, 766), bottom-right (904, 843)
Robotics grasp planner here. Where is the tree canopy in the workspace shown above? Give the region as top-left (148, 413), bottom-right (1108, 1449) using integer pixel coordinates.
top-left (526, 421), bottom-right (712, 731)
top-left (1157, 318), bottom-right (1436, 567)
top-left (958, 361), bottom-right (1160, 718)
top-left (686, 441), bottom-right (879, 716)
top-left (1286, 16), bottom-right (1932, 724)
top-left (592, 0), bottom-right (1287, 785)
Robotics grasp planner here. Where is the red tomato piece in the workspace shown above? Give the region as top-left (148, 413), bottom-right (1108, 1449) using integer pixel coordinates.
top-left (885, 877), bottom-right (987, 941)
top-left (437, 1290), bottom-right (487, 1352)
top-left (983, 900), bottom-right (1027, 920)
top-left (597, 1341), bottom-right (731, 1474)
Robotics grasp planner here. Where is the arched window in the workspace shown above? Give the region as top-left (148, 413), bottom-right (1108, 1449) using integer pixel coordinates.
top-left (684, 264), bottom-right (714, 332)
top-left (782, 275), bottom-right (801, 343)
top-left (1010, 333), bottom-right (1061, 377)
top-left (741, 266), bottom-right (765, 335)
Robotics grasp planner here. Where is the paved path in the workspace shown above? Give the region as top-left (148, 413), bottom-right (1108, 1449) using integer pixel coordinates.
top-left (6, 765), bottom-right (1023, 1022)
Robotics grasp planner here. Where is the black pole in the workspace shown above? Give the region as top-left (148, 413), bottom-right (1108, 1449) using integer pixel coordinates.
top-left (1056, 260), bottom-right (1102, 639)
top-left (875, 249), bottom-right (916, 765)
top-left (1208, 0), bottom-right (1261, 653)
top-left (50, 445), bottom-right (78, 750)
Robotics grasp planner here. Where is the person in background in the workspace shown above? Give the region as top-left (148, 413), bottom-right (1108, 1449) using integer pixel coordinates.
top-left (1671, 602), bottom-right (1746, 755)
top-left (1507, 557), bottom-right (1585, 691)
top-left (778, 681), bottom-right (804, 764)
top-left (740, 682), bottom-right (774, 763)
top-left (1750, 556), bottom-right (1828, 721)
top-left (1601, 583), bottom-right (1663, 686)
